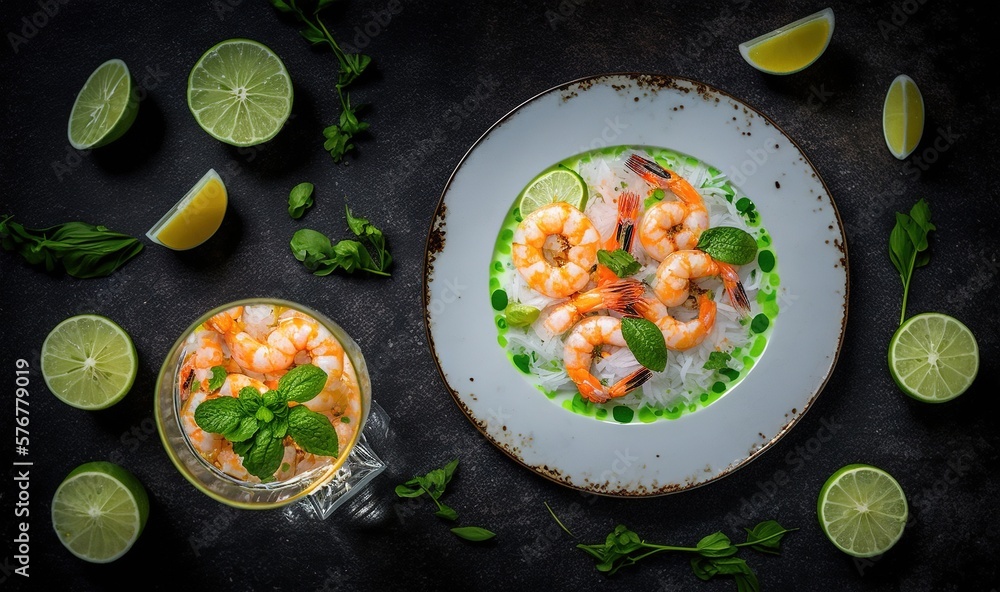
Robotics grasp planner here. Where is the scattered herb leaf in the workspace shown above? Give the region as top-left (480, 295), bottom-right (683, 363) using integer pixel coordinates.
top-left (207, 366), bottom-right (228, 391)
top-left (703, 351), bottom-right (732, 371)
top-left (889, 198), bottom-right (934, 325)
top-left (544, 501), bottom-right (576, 538)
top-left (290, 201), bottom-right (392, 276)
top-left (288, 182), bottom-right (315, 219)
top-left (0, 216), bottom-right (142, 278)
top-left (451, 526), bottom-right (496, 542)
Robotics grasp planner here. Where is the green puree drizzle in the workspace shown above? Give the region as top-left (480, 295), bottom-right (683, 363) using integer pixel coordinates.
top-left (489, 145), bottom-right (781, 425)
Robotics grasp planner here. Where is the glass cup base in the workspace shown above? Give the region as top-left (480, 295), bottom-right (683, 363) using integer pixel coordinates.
top-left (305, 400), bottom-right (389, 519)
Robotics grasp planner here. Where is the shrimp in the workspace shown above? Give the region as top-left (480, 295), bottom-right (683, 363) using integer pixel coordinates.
top-left (633, 296), bottom-right (717, 351)
top-left (303, 353), bottom-right (362, 451)
top-left (178, 330), bottom-right (227, 397)
top-left (542, 278), bottom-right (645, 335)
top-left (215, 314), bottom-right (346, 376)
top-left (563, 315), bottom-right (652, 404)
top-left (217, 373), bottom-right (267, 398)
top-left (653, 250), bottom-right (751, 318)
top-left (512, 202), bottom-right (601, 298)
top-left (626, 153), bottom-right (709, 261)
top-left (594, 191), bottom-right (641, 286)
top-left (180, 390), bottom-right (223, 457)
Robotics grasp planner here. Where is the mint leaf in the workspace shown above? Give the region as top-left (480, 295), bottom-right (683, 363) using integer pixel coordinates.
top-left (889, 198), bottom-right (934, 324)
top-left (242, 426), bottom-right (285, 482)
top-left (224, 415), bottom-right (260, 443)
top-left (621, 316), bottom-right (667, 372)
top-left (278, 363), bottom-right (328, 403)
top-left (207, 366), bottom-right (227, 392)
top-left (237, 386), bottom-right (263, 417)
top-left (697, 226), bottom-right (758, 265)
top-left (290, 229), bottom-right (336, 275)
top-left (435, 503), bottom-right (459, 522)
top-left (451, 526), bottom-right (496, 542)
top-left (597, 249), bottom-right (641, 277)
top-left (394, 482), bottom-right (425, 498)
top-left (287, 405), bottom-right (340, 457)
top-left (193, 397), bottom-right (244, 434)
top-left (288, 182), bottom-right (315, 219)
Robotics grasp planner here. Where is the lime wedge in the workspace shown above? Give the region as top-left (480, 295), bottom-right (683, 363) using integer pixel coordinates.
top-left (738, 8), bottom-right (835, 75)
top-left (187, 38), bottom-right (293, 147)
top-left (52, 461), bottom-right (149, 563)
top-left (888, 312), bottom-right (978, 402)
top-left (883, 74), bottom-right (924, 160)
top-left (41, 314), bottom-right (138, 410)
top-left (146, 169), bottom-right (228, 250)
top-left (817, 464), bottom-right (908, 558)
top-left (518, 167), bottom-right (588, 217)
top-left (67, 58), bottom-right (139, 150)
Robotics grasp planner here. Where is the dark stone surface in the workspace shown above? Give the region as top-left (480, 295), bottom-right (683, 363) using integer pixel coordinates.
top-left (1, 1), bottom-right (997, 590)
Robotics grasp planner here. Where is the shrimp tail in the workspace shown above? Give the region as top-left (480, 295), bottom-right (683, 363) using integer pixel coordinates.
top-left (612, 191), bottom-right (640, 252)
top-left (717, 262), bottom-right (751, 318)
top-left (599, 278), bottom-right (646, 313)
top-left (626, 153), bottom-right (703, 206)
top-left (609, 367), bottom-right (653, 398)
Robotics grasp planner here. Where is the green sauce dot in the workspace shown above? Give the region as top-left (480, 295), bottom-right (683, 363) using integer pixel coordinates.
top-left (491, 289), bottom-right (508, 311)
top-left (489, 277), bottom-right (500, 290)
top-left (496, 243), bottom-right (510, 255)
top-left (572, 393), bottom-right (591, 414)
top-left (500, 229), bottom-right (514, 241)
top-left (494, 261), bottom-right (504, 272)
top-left (736, 197), bottom-right (753, 212)
top-left (751, 313), bottom-right (769, 333)
top-left (758, 250), bottom-right (775, 272)
top-left (638, 407), bottom-right (657, 423)
top-left (720, 368), bottom-right (740, 381)
top-left (612, 406), bottom-right (634, 423)
top-left (513, 208), bottom-right (523, 222)
top-left (595, 408), bottom-right (608, 419)
top-left (699, 392), bottom-right (709, 402)
top-left (497, 335), bottom-right (507, 347)
top-left (512, 354), bottom-right (531, 374)
top-left (496, 317), bottom-right (507, 330)
top-left (712, 382), bottom-right (726, 393)
top-left (688, 404), bottom-right (698, 412)
top-left (768, 273), bottom-right (781, 287)
top-left (742, 357), bottom-right (755, 371)
top-left (750, 335), bottom-right (767, 357)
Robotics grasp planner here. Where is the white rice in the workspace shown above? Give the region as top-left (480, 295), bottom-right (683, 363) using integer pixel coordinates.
top-left (503, 149), bottom-right (761, 409)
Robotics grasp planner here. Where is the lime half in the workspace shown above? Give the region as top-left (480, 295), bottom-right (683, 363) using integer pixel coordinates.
top-left (889, 312), bottom-right (978, 402)
top-left (187, 38), bottom-right (293, 147)
top-left (818, 464), bottom-right (908, 558)
top-left (518, 167), bottom-right (588, 217)
top-left (68, 59), bottom-right (139, 150)
top-left (52, 461), bottom-right (149, 563)
top-left (41, 314), bottom-right (138, 410)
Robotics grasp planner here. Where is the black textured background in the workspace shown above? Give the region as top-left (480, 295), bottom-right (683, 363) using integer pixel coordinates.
top-left (1, 1), bottom-right (998, 591)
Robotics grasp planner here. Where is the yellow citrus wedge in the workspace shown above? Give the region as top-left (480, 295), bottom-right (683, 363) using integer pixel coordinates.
top-left (739, 8), bottom-right (835, 75)
top-left (883, 74), bottom-right (925, 160)
top-left (146, 169), bottom-right (227, 250)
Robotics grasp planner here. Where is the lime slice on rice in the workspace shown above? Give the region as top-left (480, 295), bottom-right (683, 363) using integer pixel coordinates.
top-left (67, 59), bottom-right (140, 150)
top-left (187, 38), bottom-right (293, 147)
top-left (52, 461), bottom-right (149, 563)
top-left (518, 168), bottom-right (588, 216)
top-left (41, 314), bottom-right (138, 410)
top-left (817, 464), bottom-right (908, 558)
top-left (888, 312), bottom-right (978, 402)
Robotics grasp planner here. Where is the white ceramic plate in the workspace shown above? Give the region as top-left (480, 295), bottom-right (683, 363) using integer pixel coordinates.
top-left (424, 74), bottom-right (848, 496)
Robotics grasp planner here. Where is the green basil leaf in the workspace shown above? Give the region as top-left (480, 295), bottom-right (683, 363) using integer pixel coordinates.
top-left (288, 182), bottom-right (315, 219)
top-left (287, 405), bottom-right (339, 457)
top-left (434, 503), bottom-right (459, 522)
top-left (450, 527), bottom-right (496, 542)
top-left (743, 520), bottom-right (797, 554)
top-left (696, 532), bottom-right (737, 557)
top-left (394, 483), bottom-right (425, 498)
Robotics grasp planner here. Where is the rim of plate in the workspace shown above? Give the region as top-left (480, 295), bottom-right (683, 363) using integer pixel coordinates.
top-left (423, 72), bottom-right (849, 496)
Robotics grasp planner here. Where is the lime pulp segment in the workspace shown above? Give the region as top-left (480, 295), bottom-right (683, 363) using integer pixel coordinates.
top-left (518, 168), bottom-right (588, 216)
top-left (187, 39), bottom-right (293, 147)
top-left (41, 315), bottom-right (137, 409)
top-left (68, 59), bottom-right (139, 149)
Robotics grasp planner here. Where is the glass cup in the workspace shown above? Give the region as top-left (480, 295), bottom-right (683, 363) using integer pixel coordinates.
top-left (154, 298), bottom-right (386, 516)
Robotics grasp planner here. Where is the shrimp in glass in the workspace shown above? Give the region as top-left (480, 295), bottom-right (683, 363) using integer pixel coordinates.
top-left (511, 202), bottom-right (601, 298)
top-left (653, 250), bottom-right (751, 318)
top-left (563, 315), bottom-right (652, 404)
top-left (626, 153), bottom-right (709, 261)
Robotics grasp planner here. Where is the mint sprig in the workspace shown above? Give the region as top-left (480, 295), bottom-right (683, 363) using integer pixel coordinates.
top-left (888, 198), bottom-right (934, 325)
top-left (577, 521), bottom-right (796, 587)
top-left (396, 459), bottom-right (496, 541)
top-left (193, 364), bottom-right (337, 481)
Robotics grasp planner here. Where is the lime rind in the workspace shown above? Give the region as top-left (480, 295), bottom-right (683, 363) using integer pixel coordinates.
top-left (888, 312), bottom-right (978, 402)
top-left (41, 315), bottom-right (137, 410)
top-left (738, 7), bottom-right (835, 75)
top-left (67, 58), bottom-right (140, 150)
top-left (187, 38), bottom-right (293, 147)
top-left (817, 464), bottom-right (908, 558)
top-left (52, 461), bottom-right (149, 563)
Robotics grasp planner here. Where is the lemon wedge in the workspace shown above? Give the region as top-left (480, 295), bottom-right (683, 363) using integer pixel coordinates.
top-left (146, 169), bottom-right (227, 250)
top-left (739, 8), bottom-right (835, 75)
top-left (882, 74), bottom-right (924, 160)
